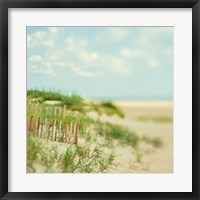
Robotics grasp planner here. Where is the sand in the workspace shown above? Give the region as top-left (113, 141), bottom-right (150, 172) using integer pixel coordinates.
top-left (109, 100), bottom-right (173, 173)
top-left (86, 100), bottom-right (173, 173)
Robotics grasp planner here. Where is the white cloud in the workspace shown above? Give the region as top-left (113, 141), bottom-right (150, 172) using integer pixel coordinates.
top-left (120, 48), bottom-right (132, 57)
top-left (27, 27), bottom-right (172, 79)
top-left (72, 68), bottom-right (95, 77)
top-left (106, 56), bottom-right (130, 74)
top-left (29, 65), bottom-right (38, 71)
top-left (44, 69), bottom-right (56, 77)
top-left (28, 29), bottom-right (131, 77)
top-left (43, 40), bottom-right (54, 48)
top-left (42, 61), bottom-right (52, 68)
top-left (48, 27), bottom-right (62, 34)
top-left (29, 55), bottom-right (42, 62)
top-left (121, 48), bottom-right (145, 58)
top-left (108, 27), bottom-right (128, 41)
top-left (135, 27), bottom-right (173, 48)
top-left (28, 62), bottom-right (56, 77)
top-left (163, 47), bottom-right (173, 56)
top-left (27, 35), bottom-right (32, 47)
top-left (147, 57), bottom-right (159, 68)
top-left (96, 27), bottom-right (129, 43)
top-left (80, 52), bottom-right (100, 63)
top-left (27, 30), bottom-right (55, 48)
top-left (27, 35), bottom-right (32, 42)
top-left (65, 37), bottom-right (88, 52)
top-left (34, 31), bottom-right (47, 39)
top-left (55, 61), bottom-right (66, 67)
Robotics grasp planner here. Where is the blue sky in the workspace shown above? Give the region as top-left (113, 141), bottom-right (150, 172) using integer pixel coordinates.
top-left (27, 26), bottom-right (173, 100)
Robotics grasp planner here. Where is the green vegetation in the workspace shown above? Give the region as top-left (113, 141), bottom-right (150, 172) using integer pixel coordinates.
top-left (27, 134), bottom-right (115, 173)
top-left (41, 144), bottom-right (58, 171)
top-left (27, 134), bottom-right (43, 172)
top-left (95, 121), bottom-right (163, 150)
top-left (136, 115), bottom-right (173, 123)
top-left (90, 101), bottom-right (124, 118)
top-left (95, 122), bottom-right (139, 147)
top-left (141, 136), bottom-right (163, 147)
top-left (28, 89), bottom-right (85, 111)
top-left (99, 101), bottom-right (124, 118)
top-left (28, 89), bottom-right (125, 117)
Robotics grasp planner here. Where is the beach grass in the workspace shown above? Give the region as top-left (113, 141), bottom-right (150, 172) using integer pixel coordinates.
top-left (90, 101), bottom-right (125, 118)
top-left (28, 89), bottom-right (125, 117)
top-left (27, 134), bottom-right (115, 173)
top-left (28, 89), bottom-right (85, 110)
top-left (136, 115), bottom-right (173, 123)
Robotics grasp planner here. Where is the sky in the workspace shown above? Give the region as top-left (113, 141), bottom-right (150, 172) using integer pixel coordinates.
top-left (27, 26), bottom-right (173, 100)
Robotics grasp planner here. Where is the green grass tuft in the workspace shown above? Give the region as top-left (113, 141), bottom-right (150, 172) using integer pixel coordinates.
top-left (95, 122), bottom-right (139, 147)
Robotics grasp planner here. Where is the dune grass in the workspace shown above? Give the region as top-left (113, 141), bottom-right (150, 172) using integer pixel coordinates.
top-left (28, 89), bottom-right (85, 111)
top-left (90, 101), bottom-right (125, 118)
top-left (95, 121), bottom-right (163, 150)
top-left (27, 134), bottom-right (115, 173)
top-left (141, 136), bottom-right (163, 147)
top-left (136, 115), bottom-right (173, 123)
top-left (95, 122), bottom-right (139, 147)
top-left (99, 101), bottom-right (125, 118)
top-left (28, 89), bottom-right (125, 117)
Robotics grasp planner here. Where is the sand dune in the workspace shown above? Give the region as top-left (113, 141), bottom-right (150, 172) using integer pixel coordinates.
top-left (89, 100), bottom-right (173, 173)
top-left (114, 101), bottom-right (173, 173)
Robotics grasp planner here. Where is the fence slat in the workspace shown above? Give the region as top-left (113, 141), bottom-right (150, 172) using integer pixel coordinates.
top-left (28, 116), bottom-right (33, 132)
top-left (51, 120), bottom-right (54, 140)
top-left (58, 121), bottom-right (63, 142)
top-left (40, 118), bottom-right (44, 138)
top-left (37, 117), bottom-right (40, 137)
top-left (74, 121), bottom-right (79, 146)
top-left (45, 118), bottom-right (48, 139)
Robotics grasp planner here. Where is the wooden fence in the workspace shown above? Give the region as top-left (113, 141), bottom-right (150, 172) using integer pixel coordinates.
top-left (28, 103), bottom-right (69, 118)
top-left (27, 103), bottom-right (80, 145)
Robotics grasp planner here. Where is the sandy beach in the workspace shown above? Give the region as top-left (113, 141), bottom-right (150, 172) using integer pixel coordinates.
top-left (87, 100), bottom-right (173, 173)
top-left (113, 100), bottom-right (173, 173)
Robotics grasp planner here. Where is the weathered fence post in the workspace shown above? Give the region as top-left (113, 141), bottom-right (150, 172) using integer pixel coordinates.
top-left (51, 120), bottom-right (54, 140)
top-left (37, 117), bottom-right (40, 137)
top-left (73, 120), bottom-right (79, 146)
top-left (45, 118), bottom-right (48, 139)
top-left (55, 120), bottom-right (58, 141)
top-left (59, 121), bottom-right (62, 142)
top-left (28, 116), bottom-right (33, 132)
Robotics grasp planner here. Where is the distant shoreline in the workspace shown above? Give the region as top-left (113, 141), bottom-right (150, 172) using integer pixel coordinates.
top-left (83, 96), bottom-right (173, 101)
top-left (113, 100), bottom-right (173, 109)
